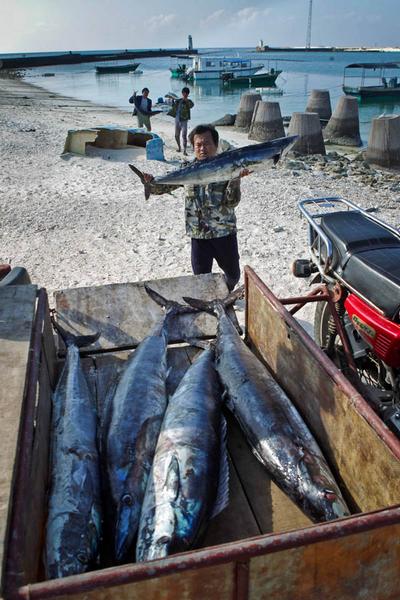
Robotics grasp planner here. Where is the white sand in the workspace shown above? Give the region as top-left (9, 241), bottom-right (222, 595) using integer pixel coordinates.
top-left (0, 77), bottom-right (399, 330)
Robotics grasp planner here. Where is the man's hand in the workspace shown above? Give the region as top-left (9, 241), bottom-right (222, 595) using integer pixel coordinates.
top-left (143, 173), bottom-right (154, 183)
top-left (239, 168), bottom-right (252, 177)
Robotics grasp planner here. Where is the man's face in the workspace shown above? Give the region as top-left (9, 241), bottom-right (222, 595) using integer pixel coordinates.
top-left (182, 91), bottom-right (189, 99)
top-left (193, 132), bottom-right (217, 160)
top-left (142, 90), bottom-right (149, 98)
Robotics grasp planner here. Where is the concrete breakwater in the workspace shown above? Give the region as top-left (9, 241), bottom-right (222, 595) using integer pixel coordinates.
top-left (0, 48), bottom-right (197, 69)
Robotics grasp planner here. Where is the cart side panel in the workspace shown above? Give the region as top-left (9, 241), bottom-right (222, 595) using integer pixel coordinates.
top-left (248, 521), bottom-right (400, 600)
top-left (2, 289), bottom-right (56, 594)
top-left (37, 563), bottom-right (235, 600)
top-left (0, 286), bottom-right (38, 585)
top-left (25, 304), bottom-right (55, 583)
top-left (244, 268), bottom-right (400, 512)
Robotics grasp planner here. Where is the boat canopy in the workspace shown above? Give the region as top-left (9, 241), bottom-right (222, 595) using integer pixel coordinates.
top-left (345, 62), bottom-right (400, 69)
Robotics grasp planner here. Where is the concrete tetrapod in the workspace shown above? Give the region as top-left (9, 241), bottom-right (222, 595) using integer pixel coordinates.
top-left (323, 96), bottom-right (362, 146)
top-left (365, 114), bottom-right (400, 168)
top-left (305, 90), bottom-right (332, 121)
top-left (248, 101), bottom-right (285, 142)
top-left (235, 92), bottom-right (262, 131)
top-left (287, 112), bottom-right (326, 155)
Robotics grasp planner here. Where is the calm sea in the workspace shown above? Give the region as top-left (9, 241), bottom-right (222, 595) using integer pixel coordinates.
top-left (22, 47), bottom-right (400, 145)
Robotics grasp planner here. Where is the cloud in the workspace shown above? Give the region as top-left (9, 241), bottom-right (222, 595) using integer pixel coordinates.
top-left (146, 13), bottom-right (178, 32)
top-left (200, 9), bottom-right (226, 27)
top-left (200, 5), bottom-right (271, 32)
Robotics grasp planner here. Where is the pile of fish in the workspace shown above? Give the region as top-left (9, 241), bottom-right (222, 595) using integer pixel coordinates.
top-left (45, 284), bottom-right (349, 580)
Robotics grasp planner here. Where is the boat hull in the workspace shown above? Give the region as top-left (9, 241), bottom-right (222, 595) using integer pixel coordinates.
top-left (343, 85), bottom-right (400, 99)
top-left (96, 62), bottom-right (140, 74)
top-left (223, 71), bottom-right (282, 87)
top-left (194, 66), bottom-right (262, 80)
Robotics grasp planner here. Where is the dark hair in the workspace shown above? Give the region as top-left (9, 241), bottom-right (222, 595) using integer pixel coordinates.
top-left (189, 124), bottom-right (219, 148)
top-left (142, 87), bottom-right (149, 93)
top-left (182, 87), bottom-right (190, 94)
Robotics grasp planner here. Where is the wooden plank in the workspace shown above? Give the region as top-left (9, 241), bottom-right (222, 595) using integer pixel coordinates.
top-left (0, 285), bottom-right (37, 581)
top-left (248, 521), bottom-right (400, 600)
top-left (226, 412), bottom-right (311, 535)
top-left (54, 274), bottom-right (229, 351)
top-left (245, 269), bottom-right (400, 513)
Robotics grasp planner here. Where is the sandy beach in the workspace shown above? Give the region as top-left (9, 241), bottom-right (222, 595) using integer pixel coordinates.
top-left (1, 76), bottom-right (399, 329)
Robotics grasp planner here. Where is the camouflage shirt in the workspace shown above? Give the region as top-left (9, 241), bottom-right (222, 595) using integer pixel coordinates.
top-left (148, 169), bottom-right (241, 239)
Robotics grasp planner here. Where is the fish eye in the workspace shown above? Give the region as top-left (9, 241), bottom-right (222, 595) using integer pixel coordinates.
top-left (323, 489), bottom-right (337, 502)
top-left (77, 551), bottom-right (89, 564)
top-left (121, 494), bottom-right (133, 506)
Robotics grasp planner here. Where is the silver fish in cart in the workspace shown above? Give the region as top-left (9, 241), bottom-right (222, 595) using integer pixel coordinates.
top-left (129, 135), bottom-right (298, 199)
top-left (136, 342), bottom-right (229, 562)
top-left (183, 289), bottom-right (350, 523)
top-left (45, 322), bottom-right (102, 579)
top-left (105, 285), bottom-right (195, 562)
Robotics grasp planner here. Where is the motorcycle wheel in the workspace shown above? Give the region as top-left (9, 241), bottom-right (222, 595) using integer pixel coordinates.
top-left (314, 300), bottom-right (388, 389)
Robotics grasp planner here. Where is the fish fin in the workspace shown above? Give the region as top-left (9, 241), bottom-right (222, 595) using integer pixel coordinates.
top-left (211, 414), bottom-right (229, 519)
top-left (183, 337), bottom-right (214, 350)
top-left (98, 370), bottom-right (120, 455)
top-left (221, 389), bottom-right (233, 410)
top-left (51, 317), bottom-right (100, 348)
top-left (145, 284), bottom-right (199, 316)
top-left (128, 164), bottom-right (151, 200)
top-left (182, 296), bottom-right (216, 315)
top-left (144, 284), bottom-right (171, 309)
top-left (183, 286), bottom-right (244, 315)
top-left (165, 455), bottom-right (180, 503)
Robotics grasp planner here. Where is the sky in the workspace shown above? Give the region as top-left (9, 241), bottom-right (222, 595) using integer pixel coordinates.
top-left (0, 0), bottom-right (399, 54)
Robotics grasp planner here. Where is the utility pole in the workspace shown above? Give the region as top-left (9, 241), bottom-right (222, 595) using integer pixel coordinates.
top-left (306, 0), bottom-right (313, 49)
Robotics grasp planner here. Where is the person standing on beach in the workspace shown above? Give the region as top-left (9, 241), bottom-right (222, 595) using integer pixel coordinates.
top-left (169, 87), bottom-right (194, 155)
top-left (131, 87), bottom-right (153, 131)
top-left (139, 124), bottom-right (249, 291)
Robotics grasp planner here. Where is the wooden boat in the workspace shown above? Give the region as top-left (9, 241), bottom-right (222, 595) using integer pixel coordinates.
top-left (343, 62), bottom-right (400, 98)
top-left (95, 62), bottom-right (140, 74)
top-left (222, 69), bottom-right (282, 87)
top-left (1, 268), bottom-right (399, 599)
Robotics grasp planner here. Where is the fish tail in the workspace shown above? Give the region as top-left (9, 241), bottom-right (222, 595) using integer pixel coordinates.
top-left (51, 317), bottom-right (100, 348)
top-left (129, 164), bottom-right (151, 200)
top-left (183, 285), bottom-right (244, 314)
top-left (144, 284), bottom-right (198, 315)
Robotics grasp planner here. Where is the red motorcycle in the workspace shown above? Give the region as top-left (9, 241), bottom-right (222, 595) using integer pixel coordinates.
top-left (292, 197), bottom-right (400, 437)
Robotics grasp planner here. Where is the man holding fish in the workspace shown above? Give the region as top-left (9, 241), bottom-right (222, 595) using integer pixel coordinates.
top-left (130, 126), bottom-right (296, 291)
top-left (135, 124), bottom-right (250, 291)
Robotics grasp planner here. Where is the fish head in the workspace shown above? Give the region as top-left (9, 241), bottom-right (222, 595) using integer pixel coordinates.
top-left (317, 488), bottom-right (350, 520)
top-left (115, 492), bottom-right (141, 562)
top-left (296, 449), bottom-right (350, 522)
top-left (46, 511), bottom-right (100, 579)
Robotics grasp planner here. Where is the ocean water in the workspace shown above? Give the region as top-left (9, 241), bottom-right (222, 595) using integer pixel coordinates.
top-left (22, 47), bottom-right (400, 145)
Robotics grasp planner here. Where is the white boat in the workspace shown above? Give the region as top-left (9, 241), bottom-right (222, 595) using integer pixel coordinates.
top-left (185, 56), bottom-right (264, 81)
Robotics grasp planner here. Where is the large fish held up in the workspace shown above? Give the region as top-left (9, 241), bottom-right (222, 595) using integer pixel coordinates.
top-left (105, 285), bottom-right (196, 563)
top-left (45, 321), bottom-right (102, 580)
top-left (129, 135), bottom-right (298, 199)
top-left (136, 341), bottom-right (229, 562)
top-left (183, 289), bottom-right (350, 523)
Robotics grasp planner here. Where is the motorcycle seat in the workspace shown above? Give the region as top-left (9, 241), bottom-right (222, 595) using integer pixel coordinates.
top-left (343, 247), bottom-right (400, 319)
top-left (320, 211), bottom-right (400, 319)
